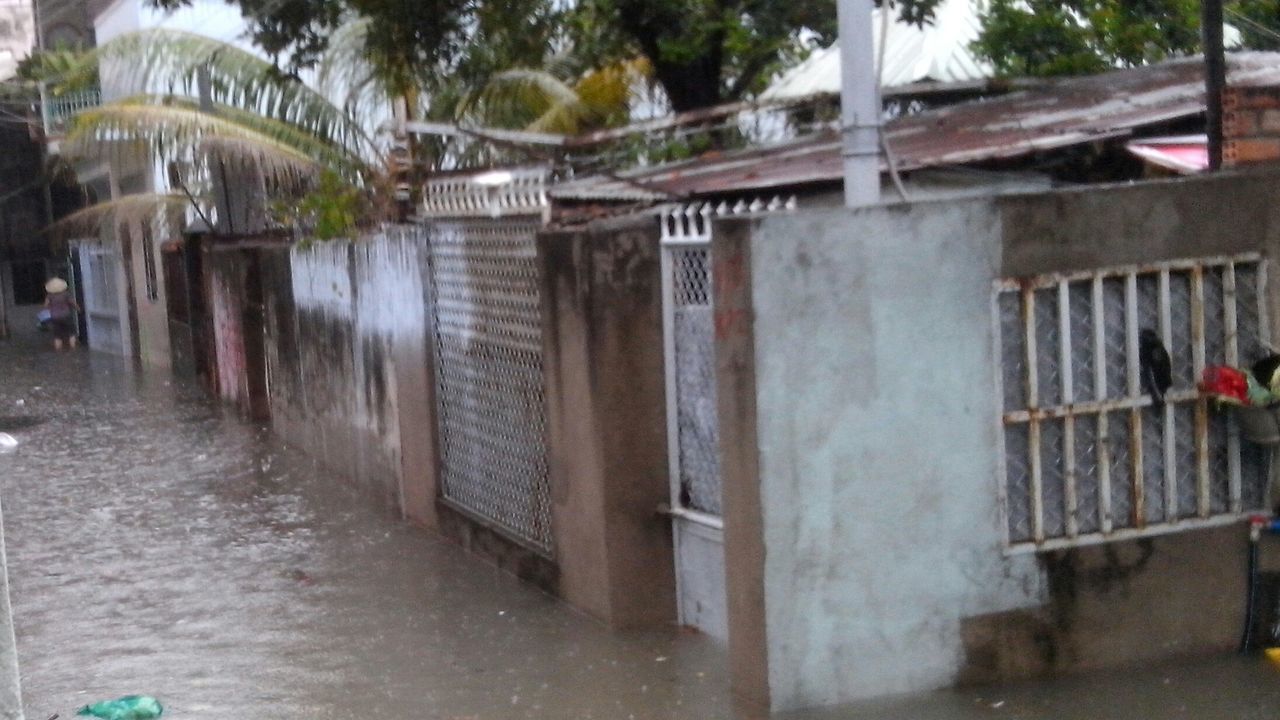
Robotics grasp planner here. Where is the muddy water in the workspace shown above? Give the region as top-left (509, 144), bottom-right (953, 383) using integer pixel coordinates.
top-left (0, 323), bottom-right (728, 719)
top-left (4, 317), bottom-right (1280, 720)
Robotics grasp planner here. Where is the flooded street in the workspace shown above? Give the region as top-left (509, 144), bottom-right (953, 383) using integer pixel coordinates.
top-left (4, 314), bottom-right (1280, 719)
top-left (0, 317), bottom-right (729, 720)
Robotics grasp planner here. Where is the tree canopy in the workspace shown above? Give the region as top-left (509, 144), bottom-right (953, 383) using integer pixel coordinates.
top-left (973, 0), bottom-right (1280, 78)
top-left (145, 0), bottom-right (943, 114)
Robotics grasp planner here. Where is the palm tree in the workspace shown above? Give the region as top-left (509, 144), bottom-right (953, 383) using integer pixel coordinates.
top-left (456, 57), bottom-right (650, 135)
top-left (47, 27), bottom-right (385, 239)
top-left (46, 24), bottom-right (653, 235)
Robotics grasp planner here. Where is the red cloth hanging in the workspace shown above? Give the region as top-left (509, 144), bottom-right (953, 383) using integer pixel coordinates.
top-left (1200, 365), bottom-right (1250, 404)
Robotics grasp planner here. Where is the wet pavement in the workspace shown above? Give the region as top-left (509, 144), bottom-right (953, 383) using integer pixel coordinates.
top-left (5, 311), bottom-right (1280, 719)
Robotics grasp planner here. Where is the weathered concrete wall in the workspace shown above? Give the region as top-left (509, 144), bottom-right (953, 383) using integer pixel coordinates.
top-left (207, 249), bottom-right (248, 407)
top-left (126, 224), bottom-right (173, 369)
top-left (716, 167), bottom-right (1280, 713)
top-left (540, 215), bottom-right (677, 628)
top-left (262, 230), bottom-right (439, 525)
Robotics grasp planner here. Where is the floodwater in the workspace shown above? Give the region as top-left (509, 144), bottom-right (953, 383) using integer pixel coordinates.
top-left (4, 311), bottom-right (1280, 720)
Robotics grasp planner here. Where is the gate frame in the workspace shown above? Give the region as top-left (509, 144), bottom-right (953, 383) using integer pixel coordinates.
top-left (421, 167), bottom-right (559, 558)
top-left (659, 197), bottom-right (795, 634)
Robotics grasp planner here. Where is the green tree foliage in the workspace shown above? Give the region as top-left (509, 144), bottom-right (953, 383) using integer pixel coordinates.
top-left (1232, 0), bottom-right (1280, 50)
top-left (146, 0), bottom-right (941, 114)
top-left (973, 0), bottom-right (1280, 78)
top-left (16, 48), bottom-right (99, 94)
top-left (525, 0), bottom-right (940, 112)
top-left (272, 169), bottom-right (366, 242)
top-left (148, 0), bottom-right (462, 98)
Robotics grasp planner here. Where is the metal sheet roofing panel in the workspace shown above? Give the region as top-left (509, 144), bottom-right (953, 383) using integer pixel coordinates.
top-left (555, 53), bottom-right (1280, 200)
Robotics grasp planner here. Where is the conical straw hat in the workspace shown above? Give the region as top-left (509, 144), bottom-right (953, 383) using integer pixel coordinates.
top-left (45, 278), bottom-right (67, 293)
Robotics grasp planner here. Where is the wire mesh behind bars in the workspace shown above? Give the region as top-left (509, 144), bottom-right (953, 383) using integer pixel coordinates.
top-left (671, 246), bottom-right (722, 514)
top-left (997, 255), bottom-right (1270, 550)
top-left (427, 217), bottom-right (555, 555)
top-left (659, 198), bottom-right (797, 519)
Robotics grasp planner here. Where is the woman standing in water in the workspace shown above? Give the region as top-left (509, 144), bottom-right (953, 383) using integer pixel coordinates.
top-left (43, 278), bottom-right (78, 351)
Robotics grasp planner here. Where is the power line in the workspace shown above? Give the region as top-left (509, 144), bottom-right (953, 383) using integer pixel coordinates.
top-left (1226, 6), bottom-right (1280, 45)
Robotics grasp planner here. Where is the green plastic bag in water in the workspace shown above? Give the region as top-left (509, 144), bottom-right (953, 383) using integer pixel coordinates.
top-left (76, 695), bottom-right (163, 719)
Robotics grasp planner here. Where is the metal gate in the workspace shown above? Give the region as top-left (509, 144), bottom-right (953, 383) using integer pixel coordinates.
top-left (660, 197), bottom-right (794, 638)
top-left (423, 170), bottom-right (556, 556)
top-left (77, 242), bottom-right (126, 354)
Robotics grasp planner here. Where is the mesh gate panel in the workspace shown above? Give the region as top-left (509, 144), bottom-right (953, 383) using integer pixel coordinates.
top-left (671, 247), bottom-right (723, 515)
top-left (428, 218), bottom-right (555, 555)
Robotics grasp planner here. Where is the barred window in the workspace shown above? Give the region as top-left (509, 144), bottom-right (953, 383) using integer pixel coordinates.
top-left (996, 254), bottom-right (1271, 551)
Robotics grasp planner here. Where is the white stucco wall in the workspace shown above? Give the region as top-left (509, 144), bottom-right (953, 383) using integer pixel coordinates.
top-left (0, 0), bottom-right (34, 81)
top-left (743, 203), bottom-right (1043, 709)
top-left (283, 231), bottom-right (429, 511)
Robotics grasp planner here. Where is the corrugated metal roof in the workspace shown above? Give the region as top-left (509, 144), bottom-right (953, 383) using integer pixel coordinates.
top-left (761, 0), bottom-right (991, 100)
top-left (550, 53), bottom-right (1280, 200)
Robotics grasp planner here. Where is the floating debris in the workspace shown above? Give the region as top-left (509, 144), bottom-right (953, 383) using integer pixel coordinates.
top-left (77, 695), bottom-right (163, 719)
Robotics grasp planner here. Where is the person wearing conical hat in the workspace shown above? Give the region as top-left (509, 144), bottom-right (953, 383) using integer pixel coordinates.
top-left (43, 278), bottom-right (78, 351)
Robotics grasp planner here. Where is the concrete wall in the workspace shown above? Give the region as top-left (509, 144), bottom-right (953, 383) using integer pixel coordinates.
top-left (206, 248), bottom-right (249, 407)
top-left (225, 217), bottom-right (681, 633)
top-left (715, 167), bottom-right (1280, 713)
top-left (258, 229), bottom-right (439, 525)
top-left (540, 215), bottom-right (678, 628)
top-left (121, 218), bottom-right (173, 368)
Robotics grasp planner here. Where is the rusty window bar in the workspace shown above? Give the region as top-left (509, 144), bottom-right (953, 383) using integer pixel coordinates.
top-left (994, 253), bottom-right (1264, 291)
top-left (996, 254), bottom-right (1270, 553)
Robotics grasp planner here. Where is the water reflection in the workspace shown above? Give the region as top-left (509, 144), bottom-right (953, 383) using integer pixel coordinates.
top-left (3, 316), bottom-right (1280, 720)
top-left (0, 322), bottom-right (728, 719)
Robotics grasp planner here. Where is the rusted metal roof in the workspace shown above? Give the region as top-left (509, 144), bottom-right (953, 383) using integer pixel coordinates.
top-left (550, 53), bottom-right (1280, 201)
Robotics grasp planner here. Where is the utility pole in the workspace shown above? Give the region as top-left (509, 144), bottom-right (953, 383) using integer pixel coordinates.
top-left (837, 0), bottom-right (881, 207)
top-left (1202, 0), bottom-right (1226, 171)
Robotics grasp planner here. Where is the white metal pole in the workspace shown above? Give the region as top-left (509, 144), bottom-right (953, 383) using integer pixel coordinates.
top-left (837, 0), bottom-right (882, 207)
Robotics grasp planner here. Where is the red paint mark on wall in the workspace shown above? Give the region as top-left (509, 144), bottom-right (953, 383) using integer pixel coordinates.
top-left (713, 249), bottom-right (749, 341)
top-left (211, 272), bottom-right (247, 405)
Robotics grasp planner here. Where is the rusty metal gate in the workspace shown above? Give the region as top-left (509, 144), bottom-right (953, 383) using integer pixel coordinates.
top-left (996, 254), bottom-right (1271, 552)
top-left (423, 170), bottom-right (556, 555)
top-left (660, 198), bottom-right (794, 638)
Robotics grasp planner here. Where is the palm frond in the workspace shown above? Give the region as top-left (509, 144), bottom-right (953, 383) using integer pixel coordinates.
top-left (17, 49), bottom-right (99, 94)
top-left (90, 95), bottom-right (369, 179)
top-left (459, 68), bottom-right (582, 132)
top-left (45, 193), bottom-right (190, 239)
top-left (316, 17), bottom-right (392, 122)
top-left (93, 28), bottom-right (380, 162)
top-left (459, 59), bottom-right (650, 135)
top-left (63, 101), bottom-right (324, 187)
